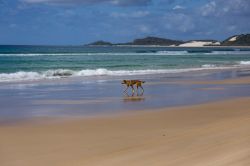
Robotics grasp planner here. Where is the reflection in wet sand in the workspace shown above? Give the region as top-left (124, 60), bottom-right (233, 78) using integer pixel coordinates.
top-left (123, 91), bottom-right (145, 102)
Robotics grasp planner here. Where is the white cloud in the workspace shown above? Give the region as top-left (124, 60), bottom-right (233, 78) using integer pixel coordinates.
top-left (173, 5), bottom-right (185, 10)
top-left (201, 1), bottom-right (216, 16)
top-left (111, 11), bottom-right (149, 18)
top-left (200, 0), bottom-right (250, 17)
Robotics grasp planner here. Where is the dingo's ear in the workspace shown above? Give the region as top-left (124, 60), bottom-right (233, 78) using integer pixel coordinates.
top-left (121, 80), bottom-right (126, 84)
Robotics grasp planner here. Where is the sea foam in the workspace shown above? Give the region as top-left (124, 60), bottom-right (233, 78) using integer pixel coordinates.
top-left (0, 71), bottom-right (46, 82)
top-left (201, 64), bottom-right (217, 68)
top-left (0, 66), bottom-right (235, 83)
top-left (239, 61), bottom-right (250, 65)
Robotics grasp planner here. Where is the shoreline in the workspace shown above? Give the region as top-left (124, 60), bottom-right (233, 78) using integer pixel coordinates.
top-left (1, 97), bottom-right (250, 165)
top-left (1, 69), bottom-right (250, 122)
top-left (1, 65), bottom-right (250, 85)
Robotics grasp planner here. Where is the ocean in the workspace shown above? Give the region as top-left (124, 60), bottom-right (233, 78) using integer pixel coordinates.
top-left (1, 45), bottom-right (250, 120)
top-left (0, 45), bottom-right (250, 82)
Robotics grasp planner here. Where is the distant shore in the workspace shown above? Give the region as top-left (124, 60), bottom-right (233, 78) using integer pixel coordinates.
top-left (87, 44), bottom-right (250, 48)
top-left (86, 34), bottom-right (250, 47)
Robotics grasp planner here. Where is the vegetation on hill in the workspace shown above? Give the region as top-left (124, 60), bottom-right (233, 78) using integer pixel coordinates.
top-left (86, 34), bottom-right (250, 46)
top-left (87, 40), bottom-right (112, 46)
top-left (222, 34), bottom-right (250, 46)
top-left (129, 36), bottom-right (184, 46)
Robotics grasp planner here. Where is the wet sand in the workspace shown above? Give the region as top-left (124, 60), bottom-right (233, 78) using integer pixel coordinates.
top-left (147, 74), bottom-right (250, 85)
top-left (177, 76), bottom-right (250, 85)
top-left (1, 97), bottom-right (250, 165)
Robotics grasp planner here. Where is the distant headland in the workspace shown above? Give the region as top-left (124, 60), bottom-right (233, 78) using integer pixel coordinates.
top-left (87, 34), bottom-right (250, 47)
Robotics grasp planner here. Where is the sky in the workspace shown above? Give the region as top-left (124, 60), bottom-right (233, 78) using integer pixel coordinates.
top-left (0, 0), bottom-right (250, 45)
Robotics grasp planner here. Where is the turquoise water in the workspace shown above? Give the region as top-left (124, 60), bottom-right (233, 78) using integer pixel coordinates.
top-left (0, 45), bottom-right (250, 82)
top-left (1, 45), bottom-right (250, 120)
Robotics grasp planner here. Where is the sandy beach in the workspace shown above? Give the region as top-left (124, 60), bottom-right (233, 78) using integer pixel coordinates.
top-left (1, 0), bottom-right (250, 165)
top-left (1, 76), bottom-right (250, 166)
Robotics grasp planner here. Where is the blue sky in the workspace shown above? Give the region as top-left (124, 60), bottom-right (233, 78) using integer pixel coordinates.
top-left (0, 0), bottom-right (250, 45)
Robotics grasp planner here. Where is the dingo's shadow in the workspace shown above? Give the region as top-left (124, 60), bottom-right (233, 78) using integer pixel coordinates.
top-left (123, 91), bottom-right (145, 102)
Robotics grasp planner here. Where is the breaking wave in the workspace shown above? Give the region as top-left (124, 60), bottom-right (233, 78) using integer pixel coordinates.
top-left (239, 61), bottom-right (250, 65)
top-left (0, 66), bottom-right (238, 82)
top-left (201, 64), bottom-right (217, 68)
top-left (0, 71), bottom-right (45, 82)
